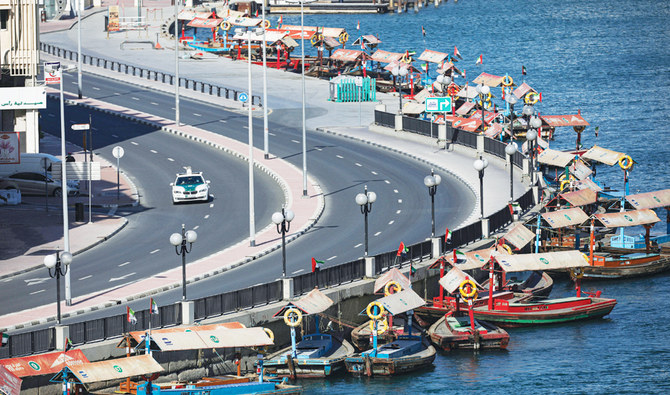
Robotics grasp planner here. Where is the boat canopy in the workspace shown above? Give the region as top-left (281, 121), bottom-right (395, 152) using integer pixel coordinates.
top-left (139, 327), bottom-right (273, 352)
top-left (512, 82), bottom-right (536, 99)
top-left (503, 223), bottom-right (536, 249)
top-left (374, 268), bottom-right (411, 293)
top-left (540, 114), bottom-right (590, 127)
top-left (469, 109), bottom-right (499, 124)
top-left (0, 364), bottom-right (21, 395)
top-left (574, 178), bottom-right (602, 192)
top-left (594, 209), bottom-right (660, 228)
top-left (129, 322), bottom-right (246, 344)
top-left (383, 60), bottom-right (420, 74)
top-left (0, 349), bottom-right (89, 378)
top-left (321, 36), bottom-right (342, 49)
top-left (456, 101), bottom-right (475, 116)
top-left (559, 189), bottom-right (597, 207)
top-left (625, 189), bottom-right (670, 210)
top-left (439, 266), bottom-right (481, 294)
top-left (451, 117), bottom-right (481, 132)
top-left (233, 29), bottom-right (287, 43)
top-left (411, 88), bottom-right (432, 104)
top-left (330, 49), bottom-right (369, 62)
top-left (402, 102), bottom-right (426, 115)
top-left (352, 35), bottom-right (382, 47)
top-left (274, 288), bottom-right (333, 317)
top-left (484, 123), bottom-right (504, 138)
top-left (187, 17), bottom-right (223, 28)
top-left (280, 25), bottom-right (345, 39)
top-left (473, 72), bottom-right (504, 87)
top-left (569, 159), bottom-right (593, 180)
top-left (537, 148), bottom-right (576, 168)
top-left (542, 207), bottom-right (589, 229)
top-left (376, 289), bottom-right (426, 315)
top-left (494, 250), bottom-right (589, 272)
top-left (178, 10), bottom-right (213, 20)
top-left (59, 355), bottom-right (163, 385)
top-left (456, 85), bottom-right (479, 100)
top-left (418, 49), bottom-right (448, 64)
top-left (436, 61), bottom-right (460, 75)
top-left (226, 16), bottom-right (262, 28)
top-left (370, 49), bottom-right (403, 63)
top-left (581, 145), bottom-right (625, 166)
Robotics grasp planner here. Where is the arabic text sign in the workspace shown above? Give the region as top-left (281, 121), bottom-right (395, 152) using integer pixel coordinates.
top-left (0, 87), bottom-right (47, 110)
top-left (0, 132), bottom-right (20, 164)
top-left (425, 97), bottom-right (452, 113)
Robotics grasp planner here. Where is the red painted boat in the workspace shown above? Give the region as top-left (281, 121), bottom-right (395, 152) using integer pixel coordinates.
top-left (428, 314), bottom-right (509, 351)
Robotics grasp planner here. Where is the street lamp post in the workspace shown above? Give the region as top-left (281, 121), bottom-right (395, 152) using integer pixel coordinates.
top-left (174, 0), bottom-right (180, 125)
top-left (527, 116), bottom-right (541, 185)
top-left (272, 207), bottom-right (295, 277)
top-left (44, 251), bottom-right (73, 324)
top-left (505, 142), bottom-right (518, 202)
top-left (424, 169), bottom-right (442, 237)
top-left (505, 93), bottom-right (518, 137)
top-left (355, 185), bottom-right (377, 257)
top-left (77, 0), bottom-right (82, 99)
top-left (476, 84), bottom-right (491, 130)
top-left (391, 65), bottom-right (408, 114)
top-left (169, 224), bottom-right (197, 301)
top-left (473, 156), bottom-right (489, 219)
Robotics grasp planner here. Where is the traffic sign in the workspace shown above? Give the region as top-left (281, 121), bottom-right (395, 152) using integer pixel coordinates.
top-left (45, 69), bottom-right (61, 85)
top-left (112, 146), bottom-right (125, 159)
top-left (71, 123), bottom-right (90, 131)
top-left (239, 92), bottom-right (249, 103)
top-left (425, 97), bottom-right (452, 113)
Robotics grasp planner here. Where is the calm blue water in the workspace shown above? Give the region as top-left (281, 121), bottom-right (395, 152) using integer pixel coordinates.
top-left (288, 0), bottom-right (670, 393)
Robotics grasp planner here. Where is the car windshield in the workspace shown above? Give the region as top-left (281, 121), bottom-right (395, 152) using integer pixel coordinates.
top-left (176, 176), bottom-right (204, 186)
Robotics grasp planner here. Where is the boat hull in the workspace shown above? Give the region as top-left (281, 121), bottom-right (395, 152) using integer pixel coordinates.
top-left (344, 345), bottom-right (436, 376)
top-left (582, 255), bottom-right (670, 279)
top-left (428, 315), bottom-right (509, 351)
top-left (263, 339), bottom-right (354, 379)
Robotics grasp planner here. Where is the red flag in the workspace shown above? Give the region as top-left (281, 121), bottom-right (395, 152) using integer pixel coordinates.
top-left (397, 242), bottom-right (406, 257)
top-left (421, 26), bottom-right (426, 37)
top-left (311, 258), bottom-right (323, 272)
top-left (255, 9), bottom-right (259, 18)
top-left (445, 228), bottom-right (452, 243)
top-left (454, 46), bottom-right (463, 60)
top-left (361, 40), bottom-right (366, 50)
top-left (522, 65), bottom-right (527, 75)
top-left (508, 203), bottom-right (515, 215)
top-left (278, 16), bottom-right (283, 27)
top-left (356, 20), bottom-right (360, 30)
top-left (539, 92), bottom-right (543, 102)
top-left (475, 54), bottom-right (483, 65)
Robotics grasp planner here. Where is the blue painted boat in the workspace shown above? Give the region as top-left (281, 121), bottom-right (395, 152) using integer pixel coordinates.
top-left (344, 335), bottom-right (436, 376)
top-left (264, 333), bottom-right (354, 378)
top-left (135, 378), bottom-right (301, 394)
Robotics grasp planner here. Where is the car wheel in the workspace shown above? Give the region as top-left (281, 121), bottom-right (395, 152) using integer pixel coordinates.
top-left (53, 188), bottom-right (62, 197)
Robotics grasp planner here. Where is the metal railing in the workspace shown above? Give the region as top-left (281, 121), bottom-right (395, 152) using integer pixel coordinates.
top-left (39, 43), bottom-right (262, 106)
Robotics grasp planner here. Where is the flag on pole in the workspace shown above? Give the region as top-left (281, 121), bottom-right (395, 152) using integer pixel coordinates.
top-left (475, 54), bottom-right (483, 65)
top-left (539, 92), bottom-right (543, 102)
top-left (454, 46), bottom-right (462, 60)
top-left (445, 228), bottom-right (452, 243)
top-left (1, 332), bottom-right (8, 347)
top-left (595, 126), bottom-right (599, 137)
top-left (311, 257), bottom-right (324, 272)
top-left (421, 63), bottom-right (428, 73)
top-left (151, 298), bottom-right (159, 315)
top-left (361, 40), bottom-right (366, 50)
top-left (522, 65), bottom-right (527, 75)
top-left (356, 20), bottom-right (360, 30)
top-left (278, 16), bottom-right (283, 27)
top-left (410, 261), bottom-right (416, 277)
top-left (255, 9), bottom-right (259, 18)
top-left (421, 26), bottom-right (426, 36)
top-left (452, 249), bottom-right (466, 263)
top-left (397, 242), bottom-right (406, 257)
top-left (65, 337), bottom-right (73, 351)
top-left (127, 307), bottom-right (137, 324)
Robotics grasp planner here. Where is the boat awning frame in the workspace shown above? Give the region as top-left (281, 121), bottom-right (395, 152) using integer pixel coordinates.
top-left (559, 189), bottom-right (598, 207)
top-left (502, 223), bottom-right (536, 249)
top-left (541, 207), bottom-right (589, 229)
top-left (373, 268), bottom-right (411, 293)
top-left (439, 266), bottom-right (481, 294)
top-left (537, 148), bottom-right (576, 168)
top-left (594, 209), bottom-right (660, 228)
top-left (581, 145), bottom-right (625, 166)
top-left (274, 288), bottom-right (334, 317)
top-left (59, 355), bottom-right (163, 385)
top-left (625, 189), bottom-right (670, 209)
top-left (494, 250), bottom-right (589, 272)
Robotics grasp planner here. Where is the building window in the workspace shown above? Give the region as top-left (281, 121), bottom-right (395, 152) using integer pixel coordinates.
top-left (0, 10), bottom-right (9, 30)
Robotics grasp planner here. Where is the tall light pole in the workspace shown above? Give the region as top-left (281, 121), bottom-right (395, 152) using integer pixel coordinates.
top-left (44, 251), bottom-right (72, 324)
top-left (473, 156), bottom-right (489, 219)
top-left (261, 4), bottom-right (269, 160)
top-left (77, 0), bottom-right (82, 99)
top-left (424, 169), bottom-right (441, 237)
top-left (169, 224), bottom-right (197, 301)
top-left (174, 0), bottom-right (180, 126)
top-left (300, 0), bottom-right (308, 196)
top-left (505, 93), bottom-right (518, 136)
top-left (391, 65), bottom-right (408, 114)
top-left (505, 142), bottom-right (517, 202)
top-left (476, 84), bottom-right (491, 130)
top-left (527, 116), bottom-right (541, 185)
top-left (272, 207), bottom-right (295, 277)
top-left (355, 185), bottom-right (377, 257)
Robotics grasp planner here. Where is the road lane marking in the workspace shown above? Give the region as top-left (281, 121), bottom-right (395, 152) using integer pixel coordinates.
top-left (355, 163), bottom-right (362, 167)
top-left (292, 269), bottom-right (304, 274)
top-left (194, 225), bottom-right (200, 230)
top-left (193, 113), bottom-right (202, 117)
top-left (327, 256), bottom-right (337, 261)
top-left (374, 231), bottom-right (382, 236)
top-left (79, 275), bottom-right (92, 281)
top-left (291, 139), bottom-right (300, 144)
top-left (371, 171), bottom-right (378, 175)
top-left (150, 249), bottom-right (159, 254)
top-left (25, 278), bottom-right (50, 286)
top-left (394, 189), bottom-right (399, 193)
top-left (398, 199), bottom-right (403, 203)
top-left (109, 272), bottom-right (136, 282)
top-left (219, 120), bottom-right (227, 123)
top-left (167, 158), bottom-right (174, 161)
top-left (30, 289), bottom-right (45, 295)
top-left (204, 214), bottom-right (210, 219)
top-left (396, 210), bottom-right (401, 214)
top-left (131, 141), bottom-right (138, 145)
top-left (132, 97), bottom-right (140, 101)
top-left (150, 149), bottom-right (158, 154)
top-left (111, 134), bottom-right (119, 138)
top-left (151, 102), bottom-right (158, 106)
top-left (48, 114), bottom-right (55, 117)
top-left (92, 86), bottom-right (100, 91)
top-left (269, 132), bottom-right (276, 136)
top-left (336, 155), bottom-right (343, 159)
top-left (388, 220), bottom-right (394, 225)
top-left (243, 126), bottom-right (248, 129)
top-left (114, 92), bottom-right (121, 95)
top-left (209, 203), bottom-right (214, 208)
top-left (119, 261), bottom-right (130, 267)
top-left (385, 180), bottom-right (391, 184)
top-left (354, 243), bottom-right (362, 248)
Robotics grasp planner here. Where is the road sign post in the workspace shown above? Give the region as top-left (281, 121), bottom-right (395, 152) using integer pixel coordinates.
top-left (425, 97), bottom-right (453, 113)
top-left (112, 146), bottom-right (125, 201)
top-left (72, 122), bottom-right (93, 222)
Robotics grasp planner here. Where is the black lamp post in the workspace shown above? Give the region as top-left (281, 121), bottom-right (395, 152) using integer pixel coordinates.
top-left (170, 224), bottom-right (197, 301)
top-left (272, 207), bottom-right (295, 277)
top-left (473, 156), bottom-right (489, 219)
top-left (528, 115), bottom-right (542, 186)
top-left (476, 84), bottom-right (491, 130)
top-left (44, 251), bottom-right (72, 324)
top-left (355, 185), bottom-right (377, 257)
top-left (424, 169), bottom-right (442, 237)
top-left (505, 142), bottom-right (518, 202)
top-left (391, 65), bottom-right (408, 115)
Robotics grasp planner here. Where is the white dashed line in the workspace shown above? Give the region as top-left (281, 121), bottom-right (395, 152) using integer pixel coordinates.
top-left (292, 269), bottom-right (304, 274)
top-left (92, 86), bottom-right (100, 91)
top-left (393, 189), bottom-right (399, 193)
top-left (327, 256), bottom-right (337, 261)
top-left (193, 225), bottom-right (200, 230)
top-left (30, 289), bottom-right (45, 295)
top-left (150, 149), bottom-right (158, 154)
top-left (336, 155), bottom-right (344, 159)
top-left (132, 97), bottom-right (140, 101)
top-left (193, 113), bottom-right (202, 117)
top-left (385, 180), bottom-right (391, 184)
top-left (204, 214), bottom-right (210, 219)
top-left (354, 243), bottom-right (362, 248)
top-left (219, 119), bottom-right (227, 123)
top-left (374, 231), bottom-right (382, 236)
top-left (355, 163), bottom-right (362, 167)
top-left (371, 171), bottom-right (378, 175)
top-left (398, 199), bottom-right (403, 203)
top-left (114, 92), bottom-right (121, 95)
top-left (315, 147), bottom-right (323, 151)
top-left (151, 102), bottom-right (158, 106)
top-left (131, 141), bottom-right (138, 145)
top-left (209, 203), bottom-right (214, 208)
top-left (269, 132), bottom-right (276, 136)
top-left (167, 158), bottom-right (174, 161)
top-left (291, 139), bottom-right (300, 144)
top-left (388, 220), bottom-right (395, 225)
top-left (79, 275), bottom-right (92, 281)
top-left (150, 249), bottom-right (160, 254)
top-left (119, 261), bottom-right (130, 267)
top-left (111, 134), bottom-right (119, 138)
top-left (243, 126), bottom-right (248, 129)
top-left (48, 114), bottom-right (55, 117)
top-left (396, 210), bottom-right (402, 214)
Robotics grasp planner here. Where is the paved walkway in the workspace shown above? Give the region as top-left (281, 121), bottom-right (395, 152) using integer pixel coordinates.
top-left (0, 5), bottom-right (527, 332)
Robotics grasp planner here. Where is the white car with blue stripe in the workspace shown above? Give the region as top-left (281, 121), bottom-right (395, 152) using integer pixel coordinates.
top-left (170, 167), bottom-right (210, 204)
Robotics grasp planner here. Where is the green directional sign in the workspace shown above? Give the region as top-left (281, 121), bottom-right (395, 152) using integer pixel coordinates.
top-left (425, 97), bottom-right (452, 113)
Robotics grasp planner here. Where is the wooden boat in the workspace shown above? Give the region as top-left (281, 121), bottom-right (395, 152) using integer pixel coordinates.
top-left (428, 314), bottom-right (509, 351)
top-left (264, 288), bottom-right (354, 378)
top-left (350, 313), bottom-right (423, 350)
top-left (472, 250), bottom-right (617, 327)
top-left (344, 335), bottom-right (436, 376)
top-left (137, 376), bottom-right (301, 394)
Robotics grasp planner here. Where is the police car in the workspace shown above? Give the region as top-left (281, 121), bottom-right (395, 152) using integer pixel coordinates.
top-left (170, 167), bottom-right (210, 204)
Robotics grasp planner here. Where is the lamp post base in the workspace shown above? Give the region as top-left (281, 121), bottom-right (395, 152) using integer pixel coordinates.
top-left (282, 277), bottom-right (294, 301)
top-left (181, 300), bottom-right (195, 325)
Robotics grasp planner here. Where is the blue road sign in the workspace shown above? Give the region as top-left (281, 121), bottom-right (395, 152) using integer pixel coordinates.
top-left (239, 92), bottom-right (249, 103)
top-left (425, 97), bottom-right (452, 113)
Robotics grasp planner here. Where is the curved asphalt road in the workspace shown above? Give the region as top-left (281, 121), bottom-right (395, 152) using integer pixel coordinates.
top-left (3, 70), bottom-right (475, 326)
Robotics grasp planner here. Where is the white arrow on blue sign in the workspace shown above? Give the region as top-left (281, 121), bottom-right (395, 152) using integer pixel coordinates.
top-left (239, 92), bottom-right (249, 103)
top-left (425, 97), bottom-right (452, 113)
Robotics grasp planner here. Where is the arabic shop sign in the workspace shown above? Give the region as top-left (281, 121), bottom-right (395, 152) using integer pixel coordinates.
top-left (0, 87), bottom-right (47, 110)
top-left (0, 132), bottom-right (20, 164)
